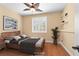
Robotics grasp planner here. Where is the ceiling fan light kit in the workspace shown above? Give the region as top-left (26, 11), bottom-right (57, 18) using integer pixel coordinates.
top-left (30, 8), bottom-right (35, 12)
top-left (24, 3), bottom-right (42, 12)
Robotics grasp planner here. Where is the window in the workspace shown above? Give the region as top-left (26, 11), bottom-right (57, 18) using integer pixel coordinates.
top-left (32, 16), bottom-right (47, 33)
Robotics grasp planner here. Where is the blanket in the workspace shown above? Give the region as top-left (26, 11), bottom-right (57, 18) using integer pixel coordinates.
top-left (19, 38), bottom-right (40, 54)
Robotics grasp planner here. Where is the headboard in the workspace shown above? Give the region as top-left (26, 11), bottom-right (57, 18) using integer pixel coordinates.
top-left (1, 31), bottom-right (20, 38)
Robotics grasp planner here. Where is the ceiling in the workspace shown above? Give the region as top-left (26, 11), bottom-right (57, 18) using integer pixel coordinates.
top-left (0, 3), bottom-right (66, 16)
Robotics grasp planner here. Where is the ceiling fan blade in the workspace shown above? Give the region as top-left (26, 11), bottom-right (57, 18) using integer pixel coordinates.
top-left (24, 3), bottom-right (31, 7)
top-left (35, 9), bottom-right (42, 12)
top-left (34, 3), bottom-right (39, 8)
top-left (24, 8), bottom-right (30, 11)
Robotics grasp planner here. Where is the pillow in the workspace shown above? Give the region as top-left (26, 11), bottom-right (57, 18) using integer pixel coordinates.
top-left (13, 36), bottom-right (21, 41)
top-left (5, 39), bottom-right (11, 43)
top-left (4, 36), bottom-right (14, 40)
top-left (4, 36), bottom-right (14, 43)
top-left (30, 37), bottom-right (40, 39)
top-left (20, 34), bottom-right (28, 38)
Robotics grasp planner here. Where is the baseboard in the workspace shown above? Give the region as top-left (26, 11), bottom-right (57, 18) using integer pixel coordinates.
top-left (45, 40), bottom-right (60, 44)
top-left (45, 40), bottom-right (53, 43)
top-left (59, 42), bottom-right (73, 56)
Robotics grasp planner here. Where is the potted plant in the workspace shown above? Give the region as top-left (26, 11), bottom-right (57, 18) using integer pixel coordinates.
top-left (51, 27), bottom-right (59, 45)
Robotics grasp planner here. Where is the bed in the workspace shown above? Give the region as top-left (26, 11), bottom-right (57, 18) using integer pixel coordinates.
top-left (1, 31), bottom-right (45, 54)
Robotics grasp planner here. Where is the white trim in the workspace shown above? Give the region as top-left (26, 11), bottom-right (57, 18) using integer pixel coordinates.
top-left (45, 40), bottom-right (60, 44)
top-left (45, 40), bottom-right (53, 43)
top-left (59, 42), bottom-right (73, 56)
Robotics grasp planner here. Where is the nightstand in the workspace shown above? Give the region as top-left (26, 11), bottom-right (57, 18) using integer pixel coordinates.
top-left (0, 36), bottom-right (5, 50)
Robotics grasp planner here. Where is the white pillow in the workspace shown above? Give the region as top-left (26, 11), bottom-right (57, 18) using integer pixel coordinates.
top-left (30, 37), bottom-right (40, 39)
top-left (13, 36), bottom-right (21, 41)
top-left (5, 40), bottom-right (11, 43)
top-left (21, 34), bottom-right (28, 38)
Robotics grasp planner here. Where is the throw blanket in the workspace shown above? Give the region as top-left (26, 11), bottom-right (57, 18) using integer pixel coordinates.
top-left (19, 38), bottom-right (40, 54)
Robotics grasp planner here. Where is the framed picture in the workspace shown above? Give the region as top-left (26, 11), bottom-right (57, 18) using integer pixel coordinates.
top-left (3, 16), bottom-right (17, 30)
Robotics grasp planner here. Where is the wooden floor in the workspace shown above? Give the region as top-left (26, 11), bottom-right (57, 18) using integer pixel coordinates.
top-left (44, 43), bottom-right (69, 56)
top-left (0, 43), bottom-right (69, 56)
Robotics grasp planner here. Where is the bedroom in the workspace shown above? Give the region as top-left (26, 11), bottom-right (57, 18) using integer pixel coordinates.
top-left (0, 3), bottom-right (76, 56)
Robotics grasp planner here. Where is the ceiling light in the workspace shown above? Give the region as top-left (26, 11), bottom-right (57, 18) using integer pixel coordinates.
top-left (30, 8), bottom-right (35, 12)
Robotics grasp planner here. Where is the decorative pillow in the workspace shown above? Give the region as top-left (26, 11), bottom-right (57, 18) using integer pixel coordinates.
top-left (13, 36), bottom-right (21, 41)
top-left (20, 34), bottom-right (28, 38)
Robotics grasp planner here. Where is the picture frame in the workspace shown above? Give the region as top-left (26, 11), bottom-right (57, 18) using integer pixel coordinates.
top-left (3, 16), bottom-right (17, 30)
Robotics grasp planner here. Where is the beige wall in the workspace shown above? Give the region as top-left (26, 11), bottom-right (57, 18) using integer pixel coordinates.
top-left (22, 12), bottom-right (62, 42)
top-left (61, 4), bottom-right (75, 55)
top-left (0, 5), bottom-right (22, 33)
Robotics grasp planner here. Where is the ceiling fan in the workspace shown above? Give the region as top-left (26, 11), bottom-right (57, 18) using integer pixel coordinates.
top-left (23, 3), bottom-right (42, 12)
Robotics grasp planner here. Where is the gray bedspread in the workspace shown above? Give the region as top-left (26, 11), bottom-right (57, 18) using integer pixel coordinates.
top-left (19, 38), bottom-right (40, 54)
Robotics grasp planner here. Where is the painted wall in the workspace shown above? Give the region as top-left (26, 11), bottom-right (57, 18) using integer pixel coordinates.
top-left (61, 4), bottom-right (75, 55)
top-left (22, 12), bottom-right (62, 42)
top-left (0, 5), bottom-right (22, 33)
